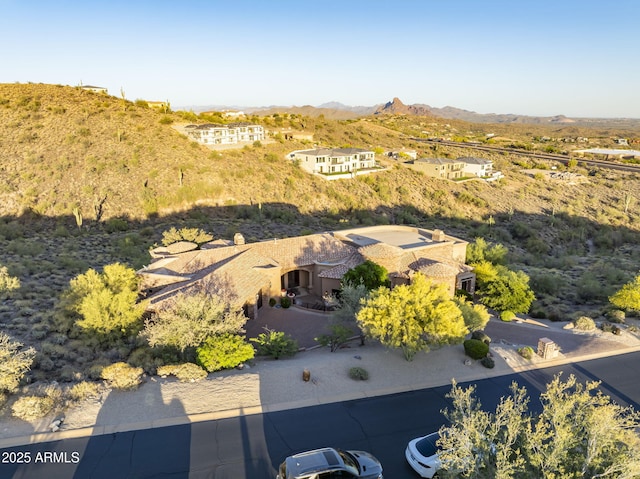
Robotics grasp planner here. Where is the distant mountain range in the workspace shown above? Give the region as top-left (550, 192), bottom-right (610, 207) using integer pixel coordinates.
top-left (180, 97), bottom-right (639, 127)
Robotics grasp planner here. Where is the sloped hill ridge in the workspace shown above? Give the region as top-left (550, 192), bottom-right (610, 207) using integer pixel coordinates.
top-left (0, 83), bottom-right (639, 232)
top-left (0, 83), bottom-right (211, 219)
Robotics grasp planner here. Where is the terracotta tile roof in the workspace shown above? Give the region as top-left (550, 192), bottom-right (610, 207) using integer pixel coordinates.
top-left (247, 233), bottom-right (355, 270)
top-left (318, 252), bottom-right (364, 279)
top-left (357, 243), bottom-right (405, 275)
top-left (141, 227), bottom-right (472, 311)
top-left (414, 259), bottom-right (459, 278)
top-left (146, 249), bottom-right (275, 309)
top-left (143, 233), bottom-right (355, 309)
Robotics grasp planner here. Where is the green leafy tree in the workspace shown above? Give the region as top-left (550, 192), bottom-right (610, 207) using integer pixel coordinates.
top-left (454, 296), bottom-right (490, 332)
top-left (356, 273), bottom-right (468, 361)
top-left (142, 291), bottom-right (247, 355)
top-left (0, 265), bottom-right (20, 293)
top-left (61, 263), bottom-right (145, 339)
top-left (342, 260), bottom-right (390, 291)
top-left (0, 333), bottom-right (35, 393)
top-left (466, 238), bottom-right (507, 265)
top-left (161, 227), bottom-right (213, 246)
top-left (437, 375), bottom-right (640, 479)
top-left (480, 266), bottom-right (535, 314)
top-left (196, 334), bottom-right (255, 372)
top-left (472, 261), bottom-right (534, 314)
top-left (609, 275), bottom-right (640, 312)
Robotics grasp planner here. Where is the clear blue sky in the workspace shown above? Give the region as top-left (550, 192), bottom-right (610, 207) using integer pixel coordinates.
top-left (2, 0), bottom-right (638, 118)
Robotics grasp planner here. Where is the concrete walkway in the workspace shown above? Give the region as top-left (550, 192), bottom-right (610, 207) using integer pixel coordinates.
top-left (1, 317), bottom-right (639, 449)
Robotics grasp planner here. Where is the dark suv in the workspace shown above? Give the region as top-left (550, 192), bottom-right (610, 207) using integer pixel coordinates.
top-left (277, 447), bottom-right (383, 479)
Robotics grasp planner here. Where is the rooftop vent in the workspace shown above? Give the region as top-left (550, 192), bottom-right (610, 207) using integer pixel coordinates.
top-left (432, 229), bottom-right (446, 242)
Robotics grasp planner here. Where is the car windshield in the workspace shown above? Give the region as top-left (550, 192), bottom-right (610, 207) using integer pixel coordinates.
top-left (337, 449), bottom-right (360, 475)
top-left (416, 433), bottom-right (440, 458)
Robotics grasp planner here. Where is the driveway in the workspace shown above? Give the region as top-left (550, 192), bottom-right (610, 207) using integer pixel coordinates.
top-left (244, 305), bottom-right (333, 349)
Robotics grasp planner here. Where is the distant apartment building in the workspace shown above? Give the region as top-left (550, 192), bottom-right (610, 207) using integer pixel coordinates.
top-left (185, 123), bottom-right (265, 146)
top-left (289, 148), bottom-right (376, 176)
top-left (406, 158), bottom-right (465, 179)
top-left (147, 100), bottom-right (170, 111)
top-left (80, 85), bottom-right (108, 94)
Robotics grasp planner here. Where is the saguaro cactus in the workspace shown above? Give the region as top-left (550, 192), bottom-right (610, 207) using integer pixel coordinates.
top-left (72, 207), bottom-right (83, 231)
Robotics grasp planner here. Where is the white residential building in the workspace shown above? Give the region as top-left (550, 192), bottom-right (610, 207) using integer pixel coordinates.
top-left (185, 123), bottom-right (264, 145)
top-left (459, 157), bottom-right (494, 177)
top-left (289, 148), bottom-right (376, 175)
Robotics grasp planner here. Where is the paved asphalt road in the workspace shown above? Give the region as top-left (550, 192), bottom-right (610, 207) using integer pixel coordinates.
top-left (2, 351), bottom-right (640, 479)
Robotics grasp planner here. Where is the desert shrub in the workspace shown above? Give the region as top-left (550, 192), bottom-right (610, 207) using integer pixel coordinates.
top-left (471, 330), bottom-right (491, 345)
top-left (577, 273), bottom-right (608, 303)
top-left (480, 356), bottom-right (495, 369)
top-left (251, 329), bottom-right (298, 359)
top-left (87, 362), bottom-right (108, 380)
top-left (196, 334), bottom-right (255, 372)
top-left (500, 310), bottom-right (516, 322)
top-left (0, 333), bottom-right (36, 393)
top-left (268, 297), bottom-right (276, 307)
top-left (606, 309), bottom-right (626, 324)
top-left (0, 265), bottom-right (20, 293)
top-left (58, 366), bottom-right (81, 382)
top-left (530, 272), bottom-right (563, 296)
top-left (546, 307), bottom-right (563, 322)
top-left (159, 115), bottom-right (173, 125)
top-left (127, 347), bottom-right (165, 375)
top-left (280, 296), bottom-right (291, 309)
top-left (11, 395), bottom-right (55, 420)
top-left (348, 366), bottom-right (369, 381)
top-left (100, 362), bottom-right (144, 390)
top-left (35, 354), bottom-right (55, 372)
top-left (315, 324), bottom-right (354, 352)
top-left (463, 339), bottom-right (489, 360)
top-left (156, 363), bottom-right (207, 382)
top-left (529, 306), bottom-right (547, 319)
top-left (68, 381), bottom-right (102, 403)
top-left (573, 316), bottom-right (596, 331)
top-left (104, 217), bottom-right (129, 233)
top-left (518, 346), bottom-right (535, 360)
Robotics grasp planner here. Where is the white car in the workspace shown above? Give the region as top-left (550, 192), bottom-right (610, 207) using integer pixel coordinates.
top-left (277, 447), bottom-right (383, 479)
top-left (405, 432), bottom-right (441, 478)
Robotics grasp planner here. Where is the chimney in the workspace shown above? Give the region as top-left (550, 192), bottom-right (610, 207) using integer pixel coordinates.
top-left (233, 233), bottom-right (245, 245)
top-left (432, 229), bottom-right (446, 242)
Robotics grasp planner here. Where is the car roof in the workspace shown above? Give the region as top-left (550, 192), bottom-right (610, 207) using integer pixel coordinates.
top-left (285, 447), bottom-right (344, 477)
top-left (415, 432), bottom-right (441, 458)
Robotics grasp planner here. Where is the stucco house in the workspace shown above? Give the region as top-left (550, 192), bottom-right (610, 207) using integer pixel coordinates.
top-left (459, 157), bottom-right (494, 178)
top-left (138, 225), bottom-right (475, 320)
top-left (406, 158), bottom-right (465, 179)
top-left (289, 148), bottom-right (376, 176)
top-left (185, 123), bottom-right (265, 145)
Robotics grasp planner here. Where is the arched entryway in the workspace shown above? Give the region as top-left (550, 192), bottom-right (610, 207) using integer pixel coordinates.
top-left (280, 269), bottom-right (312, 292)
